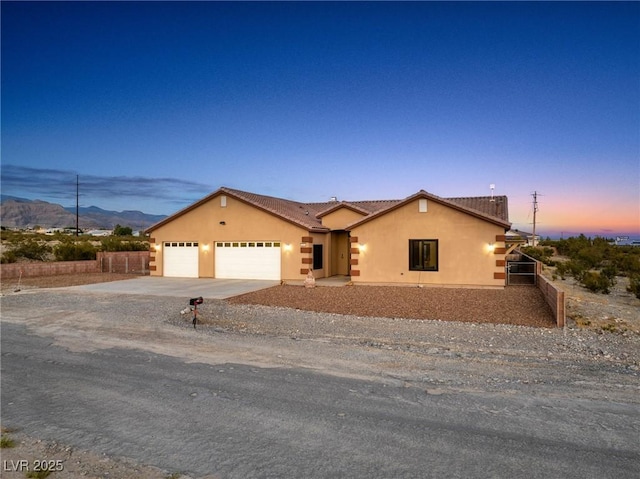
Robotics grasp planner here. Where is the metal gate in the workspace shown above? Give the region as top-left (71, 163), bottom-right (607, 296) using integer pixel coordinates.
top-left (507, 260), bottom-right (537, 285)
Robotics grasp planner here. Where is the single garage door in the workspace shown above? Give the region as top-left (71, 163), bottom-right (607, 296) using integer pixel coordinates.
top-left (163, 242), bottom-right (199, 278)
top-left (215, 241), bottom-right (281, 280)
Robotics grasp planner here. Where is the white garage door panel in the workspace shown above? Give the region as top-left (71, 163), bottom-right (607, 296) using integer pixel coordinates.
top-left (164, 242), bottom-right (199, 278)
top-left (215, 242), bottom-right (281, 280)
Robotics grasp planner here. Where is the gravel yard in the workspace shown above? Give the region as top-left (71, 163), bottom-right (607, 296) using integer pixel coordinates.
top-left (227, 284), bottom-right (556, 328)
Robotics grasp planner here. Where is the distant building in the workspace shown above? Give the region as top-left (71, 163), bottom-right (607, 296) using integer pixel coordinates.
top-left (612, 236), bottom-right (640, 246)
top-left (507, 229), bottom-right (539, 247)
top-left (87, 229), bottom-right (112, 237)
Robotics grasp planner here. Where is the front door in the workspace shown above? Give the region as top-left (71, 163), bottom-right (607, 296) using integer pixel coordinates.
top-left (331, 231), bottom-right (350, 276)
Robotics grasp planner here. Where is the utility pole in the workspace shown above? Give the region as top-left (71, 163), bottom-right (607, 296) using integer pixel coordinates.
top-left (532, 191), bottom-right (539, 247)
top-left (76, 175), bottom-right (79, 237)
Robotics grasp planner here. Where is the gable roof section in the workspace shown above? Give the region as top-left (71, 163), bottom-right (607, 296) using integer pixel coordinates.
top-left (146, 187), bottom-right (330, 234)
top-left (221, 187), bottom-right (329, 232)
top-left (346, 190), bottom-right (511, 230)
top-left (314, 200), bottom-right (398, 219)
top-left (146, 187), bottom-right (510, 234)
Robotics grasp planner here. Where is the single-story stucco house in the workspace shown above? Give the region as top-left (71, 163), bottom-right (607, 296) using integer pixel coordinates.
top-left (145, 187), bottom-right (512, 288)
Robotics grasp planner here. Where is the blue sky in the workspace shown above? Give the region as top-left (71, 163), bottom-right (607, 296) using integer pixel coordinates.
top-left (2, 1), bottom-right (639, 238)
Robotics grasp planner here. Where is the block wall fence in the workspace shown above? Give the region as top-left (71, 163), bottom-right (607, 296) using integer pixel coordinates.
top-left (0, 251), bottom-right (150, 280)
top-left (535, 261), bottom-right (566, 328)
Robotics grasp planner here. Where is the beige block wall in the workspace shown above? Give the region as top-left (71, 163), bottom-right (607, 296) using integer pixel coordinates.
top-left (149, 193), bottom-right (311, 279)
top-left (305, 232), bottom-right (329, 279)
top-left (320, 208), bottom-right (365, 230)
top-left (351, 198), bottom-right (506, 287)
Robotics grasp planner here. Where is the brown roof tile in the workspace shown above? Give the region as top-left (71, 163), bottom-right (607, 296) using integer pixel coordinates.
top-left (446, 195), bottom-right (509, 223)
top-left (146, 187), bottom-right (510, 234)
top-left (220, 187), bottom-right (328, 231)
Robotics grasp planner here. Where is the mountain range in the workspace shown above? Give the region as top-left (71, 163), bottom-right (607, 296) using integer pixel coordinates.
top-left (0, 196), bottom-right (166, 231)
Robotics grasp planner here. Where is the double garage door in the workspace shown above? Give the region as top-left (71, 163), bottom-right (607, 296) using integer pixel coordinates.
top-left (163, 241), bottom-right (281, 280)
top-left (215, 241), bottom-right (281, 280)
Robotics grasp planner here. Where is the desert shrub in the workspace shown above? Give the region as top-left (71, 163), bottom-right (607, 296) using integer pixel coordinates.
top-left (628, 275), bottom-right (640, 300)
top-left (576, 246), bottom-right (603, 270)
top-left (54, 241), bottom-right (97, 261)
top-left (100, 237), bottom-right (148, 252)
top-left (615, 251), bottom-right (640, 276)
top-left (554, 234), bottom-right (592, 257)
top-left (565, 259), bottom-right (587, 281)
top-left (521, 246), bottom-right (555, 266)
top-left (1, 251), bottom-right (18, 263)
top-left (9, 238), bottom-right (52, 261)
top-left (600, 264), bottom-right (618, 281)
top-left (0, 434), bottom-right (16, 448)
top-left (581, 271), bottom-right (614, 294)
top-left (555, 261), bottom-right (568, 279)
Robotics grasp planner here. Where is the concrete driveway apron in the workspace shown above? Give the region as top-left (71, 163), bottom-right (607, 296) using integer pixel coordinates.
top-left (59, 277), bottom-right (280, 299)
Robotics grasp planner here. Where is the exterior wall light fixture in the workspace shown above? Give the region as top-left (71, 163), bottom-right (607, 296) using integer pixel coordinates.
top-left (283, 243), bottom-right (293, 252)
top-left (358, 243), bottom-right (367, 253)
top-left (202, 243), bottom-right (210, 252)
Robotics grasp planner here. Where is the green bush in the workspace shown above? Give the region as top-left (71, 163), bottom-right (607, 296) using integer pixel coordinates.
top-left (0, 251), bottom-right (18, 264)
top-left (100, 237), bottom-right (148, 252)
top-left (600, 264), bottom-right (618, 280)
top-left (565, 259), bottom-right (587, 281)
top-left (8, 239), bottom-right (52, 261)
top-left (615, 251), bottom-right (640, 276)
top-left (521, 246), bottom-right (555, 265)
top-left (581, 271), bottom-right (614, 294)
top-left (628, 275), bottom-right (640, 300)
top-left (576, 246), bottom-right (603, 270)
top-left (54, 241), bottom-right (97, 261)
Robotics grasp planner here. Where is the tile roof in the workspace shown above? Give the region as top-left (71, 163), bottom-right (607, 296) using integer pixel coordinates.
top-left (220, 187), bottom-right (329, 231)
top-left (313, 199), bottom-right (400, 218)
top-left (345, 190), bottom-right (511, 229)
top-left (146, 187), bottom-right (510, 233)
top-left (446, 195), bottom-right (509, 223)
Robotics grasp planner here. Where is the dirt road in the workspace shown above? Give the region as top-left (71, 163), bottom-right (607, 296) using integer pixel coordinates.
top-left (1, 287), bottom-right (639, 478)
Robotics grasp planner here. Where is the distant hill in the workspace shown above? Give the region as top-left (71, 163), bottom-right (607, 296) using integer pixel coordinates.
top-left (0, 196), bottom-right (166, 230)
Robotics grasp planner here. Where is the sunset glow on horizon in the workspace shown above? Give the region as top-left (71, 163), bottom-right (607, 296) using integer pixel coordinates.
top-left (2, 2), bottom-right (638, 239)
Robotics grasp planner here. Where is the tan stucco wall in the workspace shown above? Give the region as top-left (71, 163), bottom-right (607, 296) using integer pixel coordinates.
top-left (149, 194), bottom-right (312, 279)
top-left (305, 232), bottom-right (328, 279)
top-left (350, 198), bottom-right (506, 287)
top-left (321, 208), bottom-right (365, 230)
